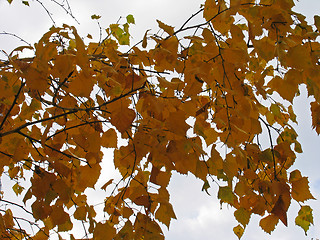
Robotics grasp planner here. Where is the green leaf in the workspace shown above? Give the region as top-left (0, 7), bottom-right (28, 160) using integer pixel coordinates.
top-left (295, 205), bottom-right (313, 235)
top-left (7, 0), bottom-right (13, 4)
top-left (234, 208), bottom-right (251, 227)
top-left (126, 14), bottom-right (135, 24)
top-left (201, 180), bottom-right (211, 195)
top-left (218, 186), bottom-right (235, 204)
top-left (22, 1), bottom-right (29, 6)
top-left (118, 32), bottom-right (130, 45)
top-left (91, 14), bottom-right (101, 20)
top-left (270, 103), bottom-right (281, 118)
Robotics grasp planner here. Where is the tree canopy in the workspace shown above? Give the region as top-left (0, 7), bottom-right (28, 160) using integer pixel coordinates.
top-left (0, 0), bottom-right (319, 239)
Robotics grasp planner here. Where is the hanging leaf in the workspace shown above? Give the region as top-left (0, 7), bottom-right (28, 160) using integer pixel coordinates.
top-left (233, 224), bottom-right (244, 239)
top-left (295, 205), bottom-right (313, 235)
top-left (157, 20), bottom-right (174, 35)
top-left (259, 214), bottom-right (279, 234)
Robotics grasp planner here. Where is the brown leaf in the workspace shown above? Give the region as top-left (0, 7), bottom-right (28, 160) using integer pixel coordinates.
top-left (271, 195), bottom-right (288, 226)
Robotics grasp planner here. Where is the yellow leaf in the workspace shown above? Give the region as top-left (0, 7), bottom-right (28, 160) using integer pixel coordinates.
top-left (12, 182), bottom-right (24, 196)
top-left (222, 48), bottom-right (248, 66)
top-left (295, 205), bottom-right (313, 235)
top-left (259, 214), bottom-right (279, 234)
top-left (109, 100), bottom-right (136, 133)
top-left (156, 20), bottom-right (174, 35)
top-left (218, 186), bottom-right (235, 205)
top-left (155, 202), bottom-right (176, 229)
top-left (285, 45), bottom-right (311, 70)
top-left (253, 37), bottom-right (275, 62)
top-left (291, 177), bottom-right (315, 202)
top-left (234, 208), bottom-right (251, 227)
top-left (233, 224), bottom-right (244, 239)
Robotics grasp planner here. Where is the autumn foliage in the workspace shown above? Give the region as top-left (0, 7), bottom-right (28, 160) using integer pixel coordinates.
top-left (0, 0), bottom-right (319, 239)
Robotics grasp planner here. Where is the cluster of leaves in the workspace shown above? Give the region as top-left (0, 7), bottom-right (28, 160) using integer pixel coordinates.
top-left (0, 0), bottom-right (319, 239)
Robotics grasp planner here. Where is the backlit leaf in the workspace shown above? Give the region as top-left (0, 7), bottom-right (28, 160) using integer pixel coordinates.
top-left (126, 14), bottom-right (135, 24)
top-left (295, 205), bottom-right (313, 235)
top-left (291, 177), bottom-right (315, 202)
top-left (157, 20), bottom-right (174, 35)
top-left (271, 195), bottom-right (288, 226)
top-left (155, 202), bottom-right (176, 229)
top-left (259, 214), bottom-right (279, 234)
top-left (218, 186), bottom-right (235, 205)
top-left (234, 208), bottom-right (251, 227)
top-left (233, 224), bottom-right (244, 239)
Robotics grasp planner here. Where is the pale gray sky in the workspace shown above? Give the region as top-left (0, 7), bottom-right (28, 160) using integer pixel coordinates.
top-left (1, 0), bottom-right (320, 239)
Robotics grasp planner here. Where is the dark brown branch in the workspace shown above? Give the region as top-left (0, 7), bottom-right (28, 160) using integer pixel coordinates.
top-left (0, 81), bottom-right (26, 132)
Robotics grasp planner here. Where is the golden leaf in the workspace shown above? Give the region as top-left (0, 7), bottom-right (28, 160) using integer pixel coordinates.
top-left (234, 208), bottom-right (251, 227)
top-left (156, 20), bottom-right (174, 35)
top-left (155, 202), bottom-right (176, 229)
top-left (291, 177), bottom-right (315, 202)
top-left (93, 222), bottom-right (116, 240)
top-left (101, 128), bottom-right (118, 148)
top-left (233, 224), bottom-right (244, 239)
top-left (109, 101), bottom-right (136, 133)
top-left (259, 214), bottom-right (279, 234)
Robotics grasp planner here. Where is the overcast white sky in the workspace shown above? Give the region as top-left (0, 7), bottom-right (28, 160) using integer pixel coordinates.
top-left (1, 0), bottom-right (320, 239)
